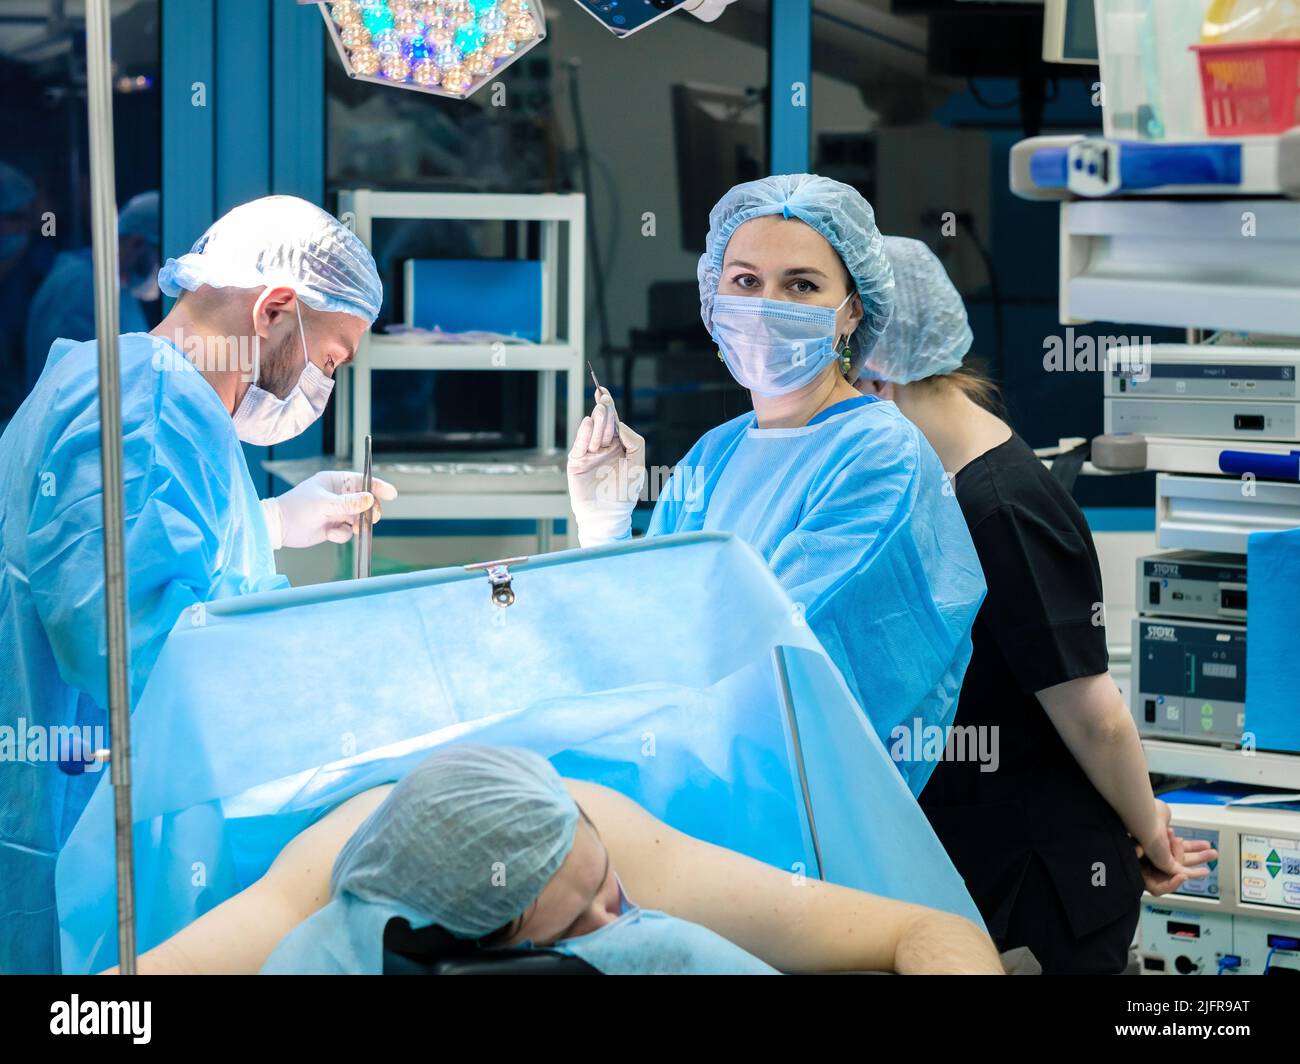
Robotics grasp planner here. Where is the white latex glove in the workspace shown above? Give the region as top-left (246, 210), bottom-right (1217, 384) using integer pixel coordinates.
top-left (567, 387), bottom-right (646, 548)
top-left (261, 470), bottom-right (398, 550)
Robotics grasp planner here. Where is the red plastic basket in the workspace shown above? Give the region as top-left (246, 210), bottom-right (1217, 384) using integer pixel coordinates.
top-left (1192, 38), bottom-right (1300, 136)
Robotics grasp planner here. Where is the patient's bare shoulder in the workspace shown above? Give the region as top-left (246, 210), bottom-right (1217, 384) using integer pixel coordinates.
top-left (266, 784), bottom-right (397, 910)
top-left (562, 779), bottom-right (693, 903)
top-left (118, 784), bottom-right (399, 975)
top-left (560, 779), bottom-right (808, 917)
top-left (563, 779), bottom-right (660, 834)
top-left (303, 782), bottom-right (395, 844)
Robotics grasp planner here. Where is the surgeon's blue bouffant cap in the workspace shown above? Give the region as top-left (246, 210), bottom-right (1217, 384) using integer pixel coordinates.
top-left (698, 173), bottom-right (895, 380)
top-left (158, 195), bottom-right (382, 325)
top-left (329, 745), bottom-right (580, 940)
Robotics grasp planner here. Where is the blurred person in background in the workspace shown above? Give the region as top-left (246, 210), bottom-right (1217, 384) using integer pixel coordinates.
top-left (25, 190), bottom-right (162, 390)
top-left (0, 161), bottom-right (55, 427)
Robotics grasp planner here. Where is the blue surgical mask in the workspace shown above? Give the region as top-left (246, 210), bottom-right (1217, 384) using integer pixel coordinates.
top-left (549, 896), bottom-right (780, 975)
top-left (712, 291), bottom-right (853, 397)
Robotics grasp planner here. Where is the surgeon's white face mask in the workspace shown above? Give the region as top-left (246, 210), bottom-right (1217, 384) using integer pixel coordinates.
top-left (233, 301), bottom-right (334, 446)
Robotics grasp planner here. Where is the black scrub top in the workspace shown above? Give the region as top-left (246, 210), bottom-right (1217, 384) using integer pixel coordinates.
top-left (919, 433), bottom-right (1143, 942)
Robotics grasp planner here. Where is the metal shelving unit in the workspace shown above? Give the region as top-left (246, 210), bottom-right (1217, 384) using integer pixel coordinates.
top-left (1057, 198), bottom-right (1300, 334)
top-left (1014, 130), bottom-right (1300, 789)
top-left (1142, 740), bottom-right (1300, 791)
top-left (265, 190), bottom-right (586, 553)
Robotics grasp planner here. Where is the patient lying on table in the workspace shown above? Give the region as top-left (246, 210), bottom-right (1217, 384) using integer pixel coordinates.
top-left (110, 745), bottom-right (1003, 975)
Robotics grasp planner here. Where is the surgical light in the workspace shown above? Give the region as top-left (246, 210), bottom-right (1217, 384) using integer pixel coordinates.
top-left (311, 0), bottom-right (545, 100)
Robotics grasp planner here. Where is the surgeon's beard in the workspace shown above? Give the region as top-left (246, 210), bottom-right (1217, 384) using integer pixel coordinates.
top-left (256, 329), bottom-right (306, 399)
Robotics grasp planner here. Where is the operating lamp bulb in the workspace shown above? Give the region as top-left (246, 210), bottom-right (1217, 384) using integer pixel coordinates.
top-left (332, 0), bottom-right (364, 27)
top-left (340, 23), bottom-right (370, 47)
top-left (411, 58), bottom-right (441, 85)
top-left (317, 0), bottom-right (544, 99)
top-left (381, 52), bottom-right (412, 79)
top-left (350, 44), bottom-right (381, 75)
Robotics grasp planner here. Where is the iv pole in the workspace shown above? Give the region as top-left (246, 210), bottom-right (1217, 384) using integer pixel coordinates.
top-left (85, 0), bottom-right (138, 975)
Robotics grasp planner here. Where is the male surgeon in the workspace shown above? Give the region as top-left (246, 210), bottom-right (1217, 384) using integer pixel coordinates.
top-left (0, 195), bottom-right (394, 973)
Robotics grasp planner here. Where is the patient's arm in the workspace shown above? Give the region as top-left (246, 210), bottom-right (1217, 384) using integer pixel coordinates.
top-left (567, 780), bottom-right (1004, 975)
top-left (100, 785), bottom-right (394, 975)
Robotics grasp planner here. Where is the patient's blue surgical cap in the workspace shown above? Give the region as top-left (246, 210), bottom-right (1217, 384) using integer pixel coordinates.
top-left (859, 236), bottom-right (973, 385)
top-left (157, 195), bottom-right (382, 324)
top-left (330, 745), bottom-right (580, 939)
top-left (697, 173), bottom-right (895, 380)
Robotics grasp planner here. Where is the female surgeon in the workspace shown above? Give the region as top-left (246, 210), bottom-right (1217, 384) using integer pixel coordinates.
top-left (566, 174), bottom-right (986, 795)
top-left (855, 236), bottom-right (1217, 973)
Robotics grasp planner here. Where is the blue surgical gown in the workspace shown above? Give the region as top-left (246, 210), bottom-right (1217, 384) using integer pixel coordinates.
top-left (647, 396), bottom-right (986, 793)
top-left (0, 333), bottom-right (286, 973)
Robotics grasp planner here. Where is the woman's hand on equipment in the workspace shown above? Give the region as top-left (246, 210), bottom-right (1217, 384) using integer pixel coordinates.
top-left (1133, 802), bottom-right (1218, 896)
top-left (1135, 799), bottom-right (1177, 871)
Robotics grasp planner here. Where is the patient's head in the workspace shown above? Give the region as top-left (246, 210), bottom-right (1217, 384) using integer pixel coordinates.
top-left (485, 805), bottom-right (623, 947)
top-left (331, 745), bottom-right (623, 948)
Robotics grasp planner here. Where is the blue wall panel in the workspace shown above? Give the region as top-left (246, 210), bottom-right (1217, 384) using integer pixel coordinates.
top-left (215, 0), bottom-right (272, 214)
top-left (769, 0), bottom-right (811, 174)
top-left (164, 0), bottom-right (331, 487)
top-left (161, 0), bottom-right (215, 259)
top-left (271, 0), bottom-right (325, 201)
top-left (269, 0), bottom-right (326, 465)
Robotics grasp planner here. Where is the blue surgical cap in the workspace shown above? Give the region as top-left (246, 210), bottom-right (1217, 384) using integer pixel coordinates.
top-left (330, 745), bottom-right (580, 940)
top-left (698, 173), bottom-right (895, 379)
top-left (118, 190), bottom-right (159, 245)
top-left (860, 236), bottom-right (973, 385)
top-left (158, 195), bottom-right (382, 324)
top-left (0, 162), bottom-right (36, 215)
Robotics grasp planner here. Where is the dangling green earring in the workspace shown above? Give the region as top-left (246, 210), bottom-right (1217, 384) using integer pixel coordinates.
top-left (840, 344), bottom-right (853, 374)
top-left (716, 348), bottom-right (725, 363)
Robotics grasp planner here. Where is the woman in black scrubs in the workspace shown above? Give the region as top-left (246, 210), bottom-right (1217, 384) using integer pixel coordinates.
top-left (857, 237), bottom-right (1217, 974)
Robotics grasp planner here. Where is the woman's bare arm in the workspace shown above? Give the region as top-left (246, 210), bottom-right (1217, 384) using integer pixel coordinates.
top-left (566, 780), bottom-right (1003, 974)
top-left (100, 785), bottom-right (394, 975)
top-left (106, 775), bottom-right (1001, 975)
top-left (1038, 674), bottom-right (1159, 844)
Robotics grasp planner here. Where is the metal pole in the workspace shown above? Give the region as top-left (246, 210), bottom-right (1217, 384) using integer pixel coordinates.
top-left (772, 648), bottom-right (824, 881)
top-left (86, 0), bottom-right (137, 975)
top-left (354, 434), bottom-right (373, 579)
